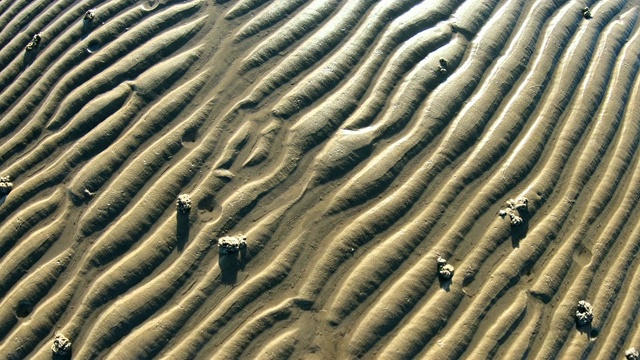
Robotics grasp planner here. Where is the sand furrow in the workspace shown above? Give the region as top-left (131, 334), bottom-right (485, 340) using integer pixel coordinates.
top-left (499, 305), bottom-right (543, 359)
top-left (0, 252), bottom-right (76, 359)
top-left (340, 22), bottom-right (454, 131)
top-left (0, 250), bottom-right (71, 343)
top-left (83, 217), bottom-right (297, 359)
top-left (352, 2), bottom-right (616, 358)
top-left (0, 0), bottom-right (31, 34)
top-left (99, 205), bottom-right (288, 359)
top-left (0, 52), bottom-right (204, 223)
top-left (535, 149), bottom-right (640, 358)
top-left (0, 0), bottom-right (59, 63)
top-left (243, 120), bottom-right (282, 167)
top-left (232, 0), bottom-right (308, 41)
top-left (0, 190), bottom-right (64, 267)
top-left (209, 304), bottom-right (294, 360)
top-left (75, 57), bottom-right (205, 238)
top-left (412, 11), bottom-right (639, 359)
top-left (44, 17), bottom-right (206, 131)
top-left (49, 103), bottom-right (249, 359)
top-left (327, 0), bottom-right (586, 323)
top-left (252, 328), bottom-right (300, 359)
top-left (241, 0), bottom-right (380, 107)
top-left (238, 0), bottom-right (341, 74)
top-left (213, 120), bottom-right (254, 170)
top-left (331, 0), bottom-right (573, 352)
top-left (0, 13), bottom-right (205, 166)
top-left (326, 0), bottom-right (520, 215)
top-left (529, 18), bottom-right (640, 303)
top-left (0, 0), bottom-right (153, 118)
top-left (563, 216), bottom-right (640, 358)
top-left (308, 37), bottom-right (465, 188)
top-left (0, 220), bottom-right (66, 301)
top-left (0, 92), bottom-right (142, 225)
top-left (48, 152), bottom-right (225, 360)
top-left (271, 0), bottom-right (423, 119)
top-left (0, 0), bottom-right (116, 95)
top-left (595, 258), bottom-right (640, 358)
top-left (160, 204), bottom-right (305, 359)
top-left (69, 69), bottom-right (207, 208)
top-left (3, 84), bottom-right (132, 178)
top-left (466, 292), bottom-right (528, 359)
top-left (225, 0), bottom-right (272, 20)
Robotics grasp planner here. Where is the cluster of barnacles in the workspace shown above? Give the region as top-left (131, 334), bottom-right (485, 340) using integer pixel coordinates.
top-left (218, 235), bottom-right (247, 255)
top-left (437, 58), bottom-right (448, 75)
top-left (0, 176), bottom-right (12, 195)
top-left (436, 256), bottom-right (455, 280)
top-left (575, 300), bottom-right (594, 327)
top-left (51, 331), bottom-right (71, 356)
top-left (499, 196), bottom-right (528, 226)
top-left (176, 194), bottom-right (192, 214)
top-left (84, 9), bottom-right (96, 21)
top-left (26, 33), bottom-right (42, 51)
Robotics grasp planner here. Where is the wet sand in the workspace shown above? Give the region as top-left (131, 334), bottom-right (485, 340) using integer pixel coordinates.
top-left (1, 0), bottom-right (640, 358)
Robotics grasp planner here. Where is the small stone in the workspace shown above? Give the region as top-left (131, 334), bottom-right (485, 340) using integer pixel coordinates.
top-left (218, 235), bottom-right (246, 254)
top-left (84, 9), bottom-right (95, 21)
top-left (0, 176), bottom-right (12, 195)
top-left (575, 300), bottom-right (593, 326)
top-left (51, 331), bottom-right (71, 356)
top-left (26, 33), bottom-right (42, 51)
top-left (582, 7), bottom-right (593, 19)
top-left (626, 348), bottom-right (639, 360)
top-left (176, 194), bottom-right (191, 214)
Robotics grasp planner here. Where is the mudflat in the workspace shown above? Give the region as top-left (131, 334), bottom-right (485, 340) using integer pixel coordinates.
top-left (1, 0), bottom-right (640, 359)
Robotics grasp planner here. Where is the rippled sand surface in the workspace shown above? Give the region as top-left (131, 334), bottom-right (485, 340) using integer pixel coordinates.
top-left (1, 0), bottom-right (640, 358)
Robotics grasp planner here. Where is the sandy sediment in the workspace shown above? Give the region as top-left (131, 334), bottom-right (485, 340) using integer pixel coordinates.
top-left (2, 0), bottom-right (640, 358)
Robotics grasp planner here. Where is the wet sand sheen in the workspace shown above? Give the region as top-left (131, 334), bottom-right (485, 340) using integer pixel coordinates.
top-left (1, 0), bottom-right (640, 358)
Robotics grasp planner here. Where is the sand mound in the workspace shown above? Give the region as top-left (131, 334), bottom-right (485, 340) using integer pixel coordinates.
top-left (1, 0), bottom-right (640, 358)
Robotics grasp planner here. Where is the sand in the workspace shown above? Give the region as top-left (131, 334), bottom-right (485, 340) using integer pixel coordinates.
top-left (1, 0), bottom-right (640, 358)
